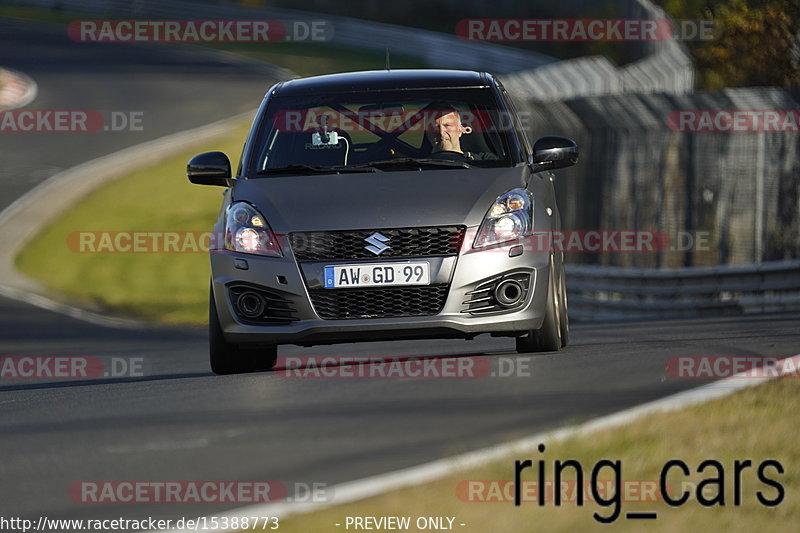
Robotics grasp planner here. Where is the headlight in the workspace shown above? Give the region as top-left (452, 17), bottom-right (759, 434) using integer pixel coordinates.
top-left (474, 188), bottom-right (533, 248)
top-left (224, 202), bottom-right (282, 257)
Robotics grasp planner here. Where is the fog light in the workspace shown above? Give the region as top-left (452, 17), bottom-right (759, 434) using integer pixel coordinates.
top-left (237, 291), bottom-right (266, 318)
top-left (494, 279), bottom-right (523, 307)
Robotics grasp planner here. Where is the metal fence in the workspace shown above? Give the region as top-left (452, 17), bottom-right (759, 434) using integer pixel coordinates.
top-left (502, 0), bottom-right (694, 101)
top-left (510, 88), bottom-right (800, 268)
top-left (498, 0), bottom-right (799, 269)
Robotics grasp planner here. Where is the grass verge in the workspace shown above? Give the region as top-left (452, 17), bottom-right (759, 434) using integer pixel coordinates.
top-left (15, 121), bottom-right (250, 326)
top-left (271, 377), bottom-right (798, 532)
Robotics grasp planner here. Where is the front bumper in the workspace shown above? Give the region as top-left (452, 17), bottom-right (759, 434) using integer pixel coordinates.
top-left (211, 238), bottom-right (552, 347)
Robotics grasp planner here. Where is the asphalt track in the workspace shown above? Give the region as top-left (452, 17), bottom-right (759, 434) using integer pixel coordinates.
top-left (2, 308), bottom-right (798, 523)
top-left (1, 15), bottom-right (799, 529)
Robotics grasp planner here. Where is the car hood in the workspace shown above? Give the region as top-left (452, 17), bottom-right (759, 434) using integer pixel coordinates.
top-left (233, 166), bottom-right (529, 233)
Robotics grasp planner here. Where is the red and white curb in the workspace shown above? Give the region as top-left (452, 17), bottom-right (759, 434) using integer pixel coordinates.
top-left (0, 67), bottom-right (38, 110)
top-left (149, 353), bottom-right (800, 532)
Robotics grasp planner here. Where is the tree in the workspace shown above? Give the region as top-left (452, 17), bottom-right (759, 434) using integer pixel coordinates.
top-left (659, 0), bottom-right (800, 89)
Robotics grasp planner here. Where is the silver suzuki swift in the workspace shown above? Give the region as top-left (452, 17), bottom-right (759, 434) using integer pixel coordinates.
top-left (188, 69), bottom-right (577, 374)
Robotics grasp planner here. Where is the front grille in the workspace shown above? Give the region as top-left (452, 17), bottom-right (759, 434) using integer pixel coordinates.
top-left (289, 226), bottom-right (466, 261)
top-left (308, 286), bottom-right (449, 319)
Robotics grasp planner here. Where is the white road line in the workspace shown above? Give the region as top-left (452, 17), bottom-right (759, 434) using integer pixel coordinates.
top-left (0, 284), bottom-right (157, 330)
top-left (149, 353), bottom-right (800, 532)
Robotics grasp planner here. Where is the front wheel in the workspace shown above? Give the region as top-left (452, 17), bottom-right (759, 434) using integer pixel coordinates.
top-left (209, 285), bottom-right (278, 375)
top-left (515, 264), bottom-right (562, 353)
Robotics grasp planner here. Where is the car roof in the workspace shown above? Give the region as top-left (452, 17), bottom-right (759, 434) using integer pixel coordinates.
top-left (272, 69), bottom-right (494, 97)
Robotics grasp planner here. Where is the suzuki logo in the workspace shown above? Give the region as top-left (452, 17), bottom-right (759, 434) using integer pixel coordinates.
top-left (365, 232), bottom-right (391, 255)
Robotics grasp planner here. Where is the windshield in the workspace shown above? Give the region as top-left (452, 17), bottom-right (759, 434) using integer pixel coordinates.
top-left (248, 88), bottom-right (515, 175)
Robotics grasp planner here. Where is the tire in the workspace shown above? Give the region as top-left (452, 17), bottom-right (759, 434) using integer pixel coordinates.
top-left (516, 262), bottom-right (562, 353)
top-left (209, 285), bottom-right (278, 375)
top-left (558, 260), bottom-right (570, 348)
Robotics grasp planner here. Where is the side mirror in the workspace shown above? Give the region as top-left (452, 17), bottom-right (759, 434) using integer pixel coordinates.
top-left (187, 151), bottom-right (232, 186)
top-left (530, 136), bottom-right (578, 172)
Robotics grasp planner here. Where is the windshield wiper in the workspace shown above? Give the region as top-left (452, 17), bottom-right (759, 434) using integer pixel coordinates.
top-left (353, 157), bottom-right (472, 170)
top-left (257, 164), bottom-right (378, 175)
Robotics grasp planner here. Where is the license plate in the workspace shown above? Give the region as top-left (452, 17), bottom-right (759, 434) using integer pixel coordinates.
top-left (324, 262), bottom-right (430, 288)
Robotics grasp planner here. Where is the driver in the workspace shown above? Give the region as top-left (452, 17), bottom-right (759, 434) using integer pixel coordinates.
top-left (426, 107), bottom-right (497, 161)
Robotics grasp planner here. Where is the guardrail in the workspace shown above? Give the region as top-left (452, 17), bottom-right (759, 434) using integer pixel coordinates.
top-left (566, 260), bottom-right (800, 320)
